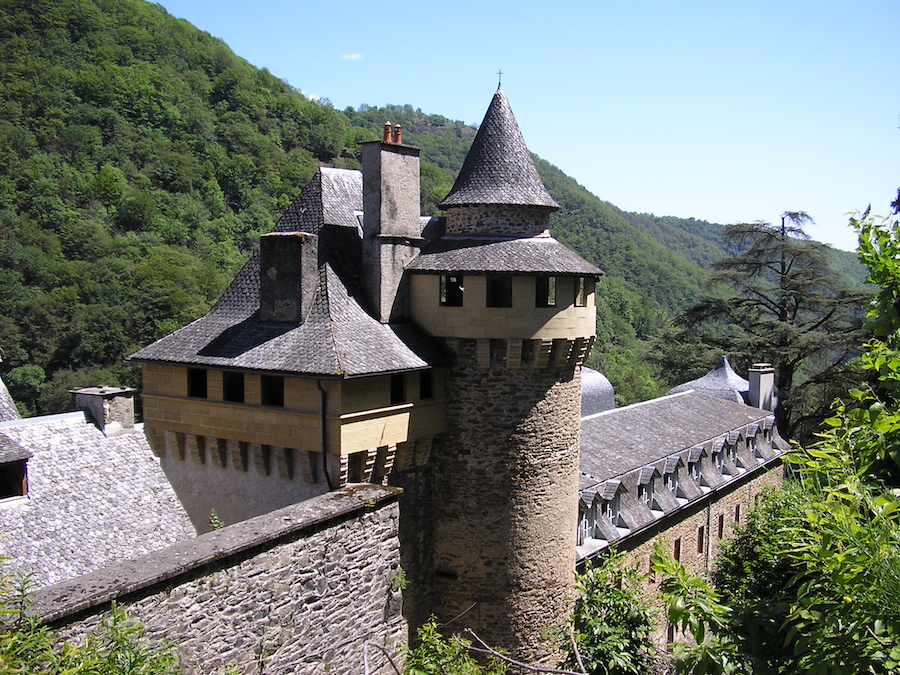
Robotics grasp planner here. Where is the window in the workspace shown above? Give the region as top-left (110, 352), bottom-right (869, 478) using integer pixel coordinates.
top-left (223, 371), bottom-right (245, 403)
top-left (187, 368), bottom-right (207, 398)
top-left (486, 274), bottom-right (513, 307)
top-left (638, 480), bottom-right (654, 506)
top-left (603, 494), bottom-right (621, 526)
top-left (535, 276), bottom-right (556, 308)
top-left (665, 471), bottom-right (678, 493)
top-left (0, 461), bottom-right (27, 499)
top-left (574, 277), bottom-right (587, 307)
top-left (749, 436), bottom-right (761, 459)
top-left (673, 537), bottom-right (682, 562)
top-left (439, 275), bottom-right (464, 306)
top-left (390, 373), bottom-right (405, 405)
top-left (419, 370), bottom-right (433, 400)
top-left (697, 526), bottom-right (705, 554)
top-left (689, 461), bottom-right (701, 481)
top-left (260, 375), bottom-right (284, 407)
top-left (717, 513), bottom-right (725, 538)
top-left (714, 450), bottom-right (725, 473)
top-left (734, 504), bottom-right (741, 523)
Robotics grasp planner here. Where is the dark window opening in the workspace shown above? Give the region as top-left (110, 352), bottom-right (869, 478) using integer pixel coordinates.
top-left (0, 461), bottom-right (27, 499)
top-left (390, 373), bottom-right (405, 405)
top-left (261, 375), bottom-right (284, 407)
top-left (419, 370), bottom-right (433, 400)
top-left (697, 526), bottom-right (705, 554)
top-left (440, 275), bottom-right (464, 306)
top-left (187, 368), bottom-right (207, 398)
top-left (574, 276), bottom-right (587, 307)
top-left (673, 538), bottom-right (682, 562)
top-left (717, 513), bottom-right (725, 538)
top-left (223, 371), bottom-right (245, 403)
top-left (734, 504), bottom-right (741, 523)
top-left (486, 274), bottom-right (513, 308)
top-left (535, 276), bottom-right (556, 308)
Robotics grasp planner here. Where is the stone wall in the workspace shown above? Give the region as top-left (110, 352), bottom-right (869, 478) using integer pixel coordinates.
top-left (399, 338), bottom-right (581, 664)
top-left (445, 204), bottom-right (551, 236)
top-left (32, 485), bottom-right (406, 675)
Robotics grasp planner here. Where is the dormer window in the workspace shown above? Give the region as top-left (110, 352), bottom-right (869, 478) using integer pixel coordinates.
top-left (749, 436), bottom-right (762, 459)
top-left (714, 450), bottom-right (725, 473)
top-left (535, 276), bottom-right (556, 308)
top-left (486, 274), bottom-right (513, 308)
top-left (603, 493), bottom-right (621, 527)
top-left (689, 461), bottom-right (701, 482)
top-left (440, 275), bottom-right (464, 306)
top-left (665, 471), bottom-right (678, 494)
top-left (638, 480), bottom-right (654, 505)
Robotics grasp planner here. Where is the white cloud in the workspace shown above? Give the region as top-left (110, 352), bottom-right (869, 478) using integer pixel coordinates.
top-left (341, 53), bottom-right (363, 60)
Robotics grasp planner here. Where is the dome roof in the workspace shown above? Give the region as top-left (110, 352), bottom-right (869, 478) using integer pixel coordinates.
top-left (581, 367), bottom-right (616, 417)
top-left (667, 356), bottom-right (749, 404)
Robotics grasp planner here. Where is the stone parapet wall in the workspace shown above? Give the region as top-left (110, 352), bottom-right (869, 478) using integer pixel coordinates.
top-left (32, 485), bottom-right (405, 675)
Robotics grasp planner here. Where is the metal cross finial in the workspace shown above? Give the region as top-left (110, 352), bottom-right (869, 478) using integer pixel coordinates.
top-left (497, 70), bottom-right (503, 88)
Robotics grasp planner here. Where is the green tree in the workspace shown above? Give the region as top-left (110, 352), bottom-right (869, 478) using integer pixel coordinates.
top-left (675, 213), bottom-right (867, 441)
top-left (563, 553), bottom-right (658, 675)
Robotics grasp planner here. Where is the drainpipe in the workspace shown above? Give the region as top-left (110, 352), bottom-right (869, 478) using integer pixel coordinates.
top-left (317, 379), bottom-right (335, 490)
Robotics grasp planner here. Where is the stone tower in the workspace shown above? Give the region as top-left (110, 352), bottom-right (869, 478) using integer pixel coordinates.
top-left (405, 88), bottom-right (600, 662)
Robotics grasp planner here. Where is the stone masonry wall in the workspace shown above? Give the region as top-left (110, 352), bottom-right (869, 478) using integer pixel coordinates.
top-left (32, 485), bottom-right (405, 675)
top-left (419, 338), bottom-right (581, 664)
top-left (445, 204), bottom-right (551, 237)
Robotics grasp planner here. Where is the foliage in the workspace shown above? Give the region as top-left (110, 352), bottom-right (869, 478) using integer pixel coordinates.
top-left (651, 546), bottom-right (747, 675)
top-left (563, 552), bottom-right (657, 675)
top-left (670, 213), bottom-right (867, 441)
top-left (403, 617), bottom-right (508, 675)
top-left (0, 565), bottom-right (178, 674)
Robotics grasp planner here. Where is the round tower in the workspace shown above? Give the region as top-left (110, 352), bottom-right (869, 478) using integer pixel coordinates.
top-left (407, 88), bottom-right (600, 662)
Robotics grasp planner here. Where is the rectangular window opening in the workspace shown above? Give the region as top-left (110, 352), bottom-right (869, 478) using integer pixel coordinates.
top-left (439, 275), bottom-right (464, 306)
top-left (535, 276), bottom-right (556, 308)
top-left (223, 371), bottom-right (245, 403)
top-left (717, 513), bottom-right (725, 538)
top-left (697, 526), bottom-right (705, 554)
top-left (260, 375), bottom-right (284, 407)
top-left (574, 277), bottom-right (587, 307)
top-left (419, 370), bottom-right (433, 400)
top-left (486, 274), bottom-right (513, 308)
top-left (187, 368), bottom-right (207, 398)
top-left (390, 373), bottom-right (405, 405)
top-left (673, 538), bottom-right (682, 562)
top-left (0, 461), bottom-right (27, 499)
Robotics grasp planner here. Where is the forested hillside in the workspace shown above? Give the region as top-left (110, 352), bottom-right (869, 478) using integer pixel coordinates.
top-left (0, 0), bottom-right (864, 414)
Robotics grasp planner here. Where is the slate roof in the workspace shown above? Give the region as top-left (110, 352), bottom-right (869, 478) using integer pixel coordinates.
top-left (0, 377), bottom-right (19, 423)
top-left (130, 168), bottom-right (444, 377)
top-left (408, 234), bottom-right (602, 275)
top-left (667, 356), bottom-right (749, 404)
top-left (440, 88), bottom-right (558, 209)
top-left (580, 390), bottom-right (774, 484)
top-left (0, 413), bottom-right (195, 588)
top-left (581, 367), bottom-right (616, 417)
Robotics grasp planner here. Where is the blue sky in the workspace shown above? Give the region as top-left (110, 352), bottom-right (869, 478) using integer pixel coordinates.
top-left (159, 0), bottom-right (899, 252)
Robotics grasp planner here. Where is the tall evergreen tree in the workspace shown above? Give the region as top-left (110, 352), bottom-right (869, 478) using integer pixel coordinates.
top-left (676, 213), bottom-right (867, 440)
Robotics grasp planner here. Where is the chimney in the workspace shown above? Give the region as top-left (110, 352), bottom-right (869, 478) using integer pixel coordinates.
top-left (747, 363), bottom-right (775, 411)
top-left (361, 136), bottom-right (422, 322)
top-left (258, 232), bottom-right (318, 324)
top-left (71, 386), bottom-right (136, 436)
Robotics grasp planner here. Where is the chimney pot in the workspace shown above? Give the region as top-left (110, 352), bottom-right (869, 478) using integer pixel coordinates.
top-left (383, 121), bottom-right (392, 143)
top-left (748, 363), bottom-right (775, 411)
top-left (392, 124), bottom-right (402, 145)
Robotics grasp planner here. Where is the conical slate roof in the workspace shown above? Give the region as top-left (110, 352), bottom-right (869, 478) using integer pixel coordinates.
top-left (440, 88), bottom-right (558, 209)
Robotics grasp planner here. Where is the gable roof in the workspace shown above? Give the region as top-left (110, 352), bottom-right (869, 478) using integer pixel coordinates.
top-left (129, 169), bottom-right (444, 377)
top-left (0, 413), bottom-right (194, 588)
top-left (439, 88), bottom-right (558, 209)
top-left (580, 391), bottom-right (774, 484)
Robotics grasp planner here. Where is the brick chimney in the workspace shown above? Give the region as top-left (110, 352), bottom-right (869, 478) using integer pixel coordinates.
top-left (747, 363), bottom-right (775, 411)
top-left (71, 386), bottom-right (136, 436)
top-left (361, 131), bottom-right (422, 323)
top-left (258, 232), bottom-right (319, 324)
